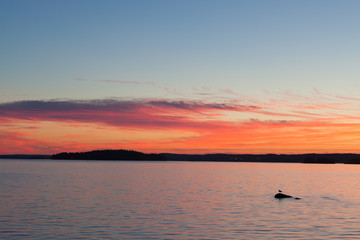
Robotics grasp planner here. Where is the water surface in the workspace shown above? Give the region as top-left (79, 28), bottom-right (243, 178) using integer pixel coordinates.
top-left (1, 159), bottom-right (360, 239)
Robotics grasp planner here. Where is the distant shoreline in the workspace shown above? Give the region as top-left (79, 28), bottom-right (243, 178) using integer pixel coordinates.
top-left (2, 150), bottom-right (360, 164)
top-left (0, 154), bottom-right (51, 159)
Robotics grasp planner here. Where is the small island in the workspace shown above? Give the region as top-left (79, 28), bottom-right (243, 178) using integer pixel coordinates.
top-left (51, 149), bottom-right (166, 161)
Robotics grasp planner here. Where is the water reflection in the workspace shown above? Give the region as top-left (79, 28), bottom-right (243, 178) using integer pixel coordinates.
top-left (1, 160), bottom-right (360, 239)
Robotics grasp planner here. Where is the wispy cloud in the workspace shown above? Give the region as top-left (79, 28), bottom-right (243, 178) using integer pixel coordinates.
top-left (96, 80), bottom-right (156, 86)
top-left (218, 88), bottom-right (239, 96)
top-left (76, 78), bottom-right (184, 96)
top-left (0, 130), bottom-right (59, 154)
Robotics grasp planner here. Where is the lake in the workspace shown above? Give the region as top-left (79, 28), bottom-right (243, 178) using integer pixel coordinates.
top-left (1, 159), bottom-right (360, 239)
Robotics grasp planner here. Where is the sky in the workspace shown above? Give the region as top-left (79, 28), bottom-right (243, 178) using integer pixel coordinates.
top-left (1, 0), bottom-right (360, 154)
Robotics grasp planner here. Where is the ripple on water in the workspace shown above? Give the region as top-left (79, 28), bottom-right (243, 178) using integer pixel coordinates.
top-left (2, 160), bottom-right (360, 239)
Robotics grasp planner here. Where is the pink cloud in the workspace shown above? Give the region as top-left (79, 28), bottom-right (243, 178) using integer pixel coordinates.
top-left (0, 131), bottom-right (57, 154)
top-left (0, 99), bottom-right (261, 131)
top-left (219, 88), bottom-right (238, 96)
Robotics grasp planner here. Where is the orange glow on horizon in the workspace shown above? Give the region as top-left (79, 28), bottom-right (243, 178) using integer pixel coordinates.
top-left (1, 118), bottom-right (360, 155)
top-left (1, 98), bottom-right (360, 155)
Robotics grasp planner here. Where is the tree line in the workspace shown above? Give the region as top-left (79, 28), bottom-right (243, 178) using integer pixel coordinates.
top-left (51, 149), bottom-right (166, 160)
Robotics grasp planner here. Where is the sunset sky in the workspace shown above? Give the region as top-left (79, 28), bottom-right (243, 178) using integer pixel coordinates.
top-left (1, 0), bottom-right (360, 154)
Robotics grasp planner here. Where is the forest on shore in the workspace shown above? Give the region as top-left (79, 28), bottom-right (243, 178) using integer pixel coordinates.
top-left (51, 149), bottom-right (166, 161)
top-left (50, 149), bottom-right (360, 164)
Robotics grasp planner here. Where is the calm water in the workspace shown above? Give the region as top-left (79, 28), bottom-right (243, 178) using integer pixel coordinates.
top-left (1, 160), bottom-right (360, 239)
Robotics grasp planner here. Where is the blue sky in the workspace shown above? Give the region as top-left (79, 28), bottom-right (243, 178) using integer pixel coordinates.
top-left (2, 0), bottom-right (360, 101)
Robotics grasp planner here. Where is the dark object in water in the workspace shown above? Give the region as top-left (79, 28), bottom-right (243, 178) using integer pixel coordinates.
top-left (274, 192), bottom-right (293, 198)
top-left (274, 190), bottom-right (301, 199)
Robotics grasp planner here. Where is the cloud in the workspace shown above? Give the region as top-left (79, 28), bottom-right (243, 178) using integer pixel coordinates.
top-left (96, 80), bottom-right (156, 86)
top-left (0, 131), bottom-right (57, 154)
top-left (218, 88), bottom-right (239, 96)
top-left (80, 78), bottom-right (184, 96)
top-left (334, 95), bottom-right (360, 102)
top-left (0, 99), bottom-right (261, 130)
top-left (2, 93), bottom-right (360, 154)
